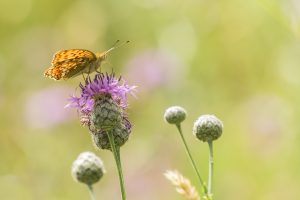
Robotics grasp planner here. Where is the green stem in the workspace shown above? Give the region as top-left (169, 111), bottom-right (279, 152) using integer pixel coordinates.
top-left (116, 147), bottom-right (126, 199)
top-left (208, 141), bottom-right (214, 198)
top-left (107, 131), bottom-right (127, 200)
top-left (175, 124), bottom-right (208, 195)
top-left (87, 184), bottom-right (96, 200)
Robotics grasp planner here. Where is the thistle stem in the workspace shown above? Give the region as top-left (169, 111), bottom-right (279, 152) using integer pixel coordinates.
top-left (107, 131), bottom-right (127, 200)
top-left (208, 141), bottom-right (214, 198)
top-left (175, 124), bottom-right (208, 195)
top-left (87, 184), bottom-right (96, 200)
top-left (116, 148), bottom-right (126, 199)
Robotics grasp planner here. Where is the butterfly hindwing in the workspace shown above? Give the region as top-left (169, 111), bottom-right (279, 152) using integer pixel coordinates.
top-left (44, 66), bottom-right (64, 80)
top-left (60, 60), bottom-right (92, 79)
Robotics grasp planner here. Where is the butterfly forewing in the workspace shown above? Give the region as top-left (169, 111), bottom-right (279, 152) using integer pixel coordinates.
top-left (51, 49), bottom-right (97, 65)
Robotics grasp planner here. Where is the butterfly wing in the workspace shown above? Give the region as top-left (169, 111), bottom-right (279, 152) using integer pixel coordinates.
top-left (44, 66), bottom-right (64, 80)
top-left (45, 49), bottom-right (97, 80)
top-left (51, 49), bottom-right (97, 65)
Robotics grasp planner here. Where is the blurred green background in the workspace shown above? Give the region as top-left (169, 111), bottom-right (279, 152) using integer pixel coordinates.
top-left (1, 0), bottom-right (300, 199)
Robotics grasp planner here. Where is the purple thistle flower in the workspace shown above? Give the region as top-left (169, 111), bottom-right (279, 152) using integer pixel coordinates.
top-left (67, 72), bottom-right (136, 149)
top-left (66, 72), bottom-right (137, 115)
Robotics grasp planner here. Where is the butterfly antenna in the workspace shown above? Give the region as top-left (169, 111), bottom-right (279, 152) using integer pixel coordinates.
top-left (112, 40), bottom-right (120, 47)
top-left (105, 40), bottom-right (130, 54)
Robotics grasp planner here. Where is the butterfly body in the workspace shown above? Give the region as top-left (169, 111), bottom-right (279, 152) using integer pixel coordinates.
top-left (44, 49), bottom-right (106, 80)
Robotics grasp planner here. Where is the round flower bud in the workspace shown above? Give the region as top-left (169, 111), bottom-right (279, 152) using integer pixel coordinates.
top-left (71, 152), bottom-right (105, 185)
top-left (91, 119), bottom-right (132, 150)
top-left (193, 115), bottom-right (223, 142)
top-left (91, 95), bottom-right (123, 131)
top-left (164, 106), bottom-right (187, 124)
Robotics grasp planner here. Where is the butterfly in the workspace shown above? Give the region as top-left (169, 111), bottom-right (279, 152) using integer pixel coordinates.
top-left (44, 40), bottom-right (129, 80)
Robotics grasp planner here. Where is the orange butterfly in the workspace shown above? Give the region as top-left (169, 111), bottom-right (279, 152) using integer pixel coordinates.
top-left (44, 41), bottom-right (129, 80)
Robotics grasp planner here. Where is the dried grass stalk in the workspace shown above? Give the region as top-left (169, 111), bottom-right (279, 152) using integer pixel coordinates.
top-left (165, 170), bottom-right (200, 200)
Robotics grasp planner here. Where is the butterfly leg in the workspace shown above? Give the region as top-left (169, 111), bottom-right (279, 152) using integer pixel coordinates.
top-left (96, 68), bottom-right (101, 73)
top-left (82, 73), bottom-right (87, 82)
top-left (87, 73), bottom-right (91, 81)
top-left (96, 62), bottom-right (102, 74)
top-left (87, 65), bottom-right (92, 80)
